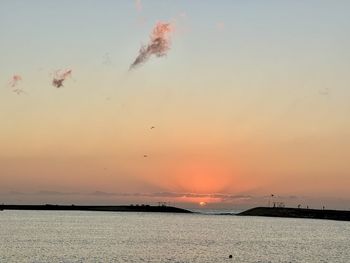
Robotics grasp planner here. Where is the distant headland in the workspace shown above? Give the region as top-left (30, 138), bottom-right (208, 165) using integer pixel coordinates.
top-left (0, 204), bottom-right (192, 213)
top-left (238, 207), bottom-right (350, 222)
top-left (3, 205), bottom-right (350, 221)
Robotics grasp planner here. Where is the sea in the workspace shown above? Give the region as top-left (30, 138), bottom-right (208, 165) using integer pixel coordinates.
top-left (1, 210), bottom-right (350, 263)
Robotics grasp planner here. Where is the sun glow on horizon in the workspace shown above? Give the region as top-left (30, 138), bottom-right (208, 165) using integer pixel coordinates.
top-left (174, 195), bottom-right (222, 205)
top-left (1, 0), bottom-right (350, 210)
top-left (174, 161), bottom-right (235, 194)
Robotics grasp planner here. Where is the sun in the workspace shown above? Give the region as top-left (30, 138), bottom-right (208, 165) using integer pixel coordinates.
top-left (199, 201), bottom-right (207, 207)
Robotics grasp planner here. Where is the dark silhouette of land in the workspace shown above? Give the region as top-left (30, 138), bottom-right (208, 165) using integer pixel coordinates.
top-left (0, 204), bottom-right (192, 213)
top-left (238, 207), bottom-right (350, 222)
top-left (3, 205), bottom-right (350, 221)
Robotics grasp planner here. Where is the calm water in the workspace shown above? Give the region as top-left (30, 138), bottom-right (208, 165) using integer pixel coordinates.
top-left (1, 211), bottom-right (350, 262)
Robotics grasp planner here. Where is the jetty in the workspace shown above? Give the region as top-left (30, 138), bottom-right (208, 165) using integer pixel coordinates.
top-left (0, 204), bottom-right (192, 213)
top-left (238, 207), bottom-right (350, 222)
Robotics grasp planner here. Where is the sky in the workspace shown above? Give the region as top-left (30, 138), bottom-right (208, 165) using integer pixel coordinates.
top-left (1, 0), bottom-right (350, 210)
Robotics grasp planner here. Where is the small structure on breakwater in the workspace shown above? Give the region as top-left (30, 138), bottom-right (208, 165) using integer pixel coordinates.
top-left (238, 207), bottom-right (350, 222)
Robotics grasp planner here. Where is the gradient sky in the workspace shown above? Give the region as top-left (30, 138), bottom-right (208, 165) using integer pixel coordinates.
top-left (1, 0), bottom-right (350, 209)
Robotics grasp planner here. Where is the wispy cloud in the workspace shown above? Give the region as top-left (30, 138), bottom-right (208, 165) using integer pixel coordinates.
top-left (130, 22), bottom-right (174, 70)
top-left (36, 190), bottom-right (79, 196)
top-left (9, 74), bottom-right (24, 94)
top-left (9, 74), bottom-right (22, 87)
top-left (215, 21), bottom-right (225, 32)
top-left (52, 69), bottom-right (72, 88)
top-left (135, 0), bottom-right (142, 12)
top-left (1, 190), bottom-right (251, 200)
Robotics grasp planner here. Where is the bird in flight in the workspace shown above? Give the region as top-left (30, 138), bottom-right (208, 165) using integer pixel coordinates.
top-left (150, 126), bottom-right (155, 129)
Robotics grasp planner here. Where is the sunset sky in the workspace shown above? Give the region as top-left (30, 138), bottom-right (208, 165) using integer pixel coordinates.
top-left (1, 0), bottom-right (350, 209)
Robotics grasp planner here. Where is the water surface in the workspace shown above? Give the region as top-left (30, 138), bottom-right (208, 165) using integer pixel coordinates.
top-left (1, 210), bottom-right (349, 262)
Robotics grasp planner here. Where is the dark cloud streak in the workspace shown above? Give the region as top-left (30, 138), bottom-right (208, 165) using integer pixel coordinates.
top-left (52, 69), bottom-right (72, 88)
top-left (129, 22), bottom-right (173, 70)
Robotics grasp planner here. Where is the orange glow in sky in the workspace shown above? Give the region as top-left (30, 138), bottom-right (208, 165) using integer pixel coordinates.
top-left (175, 196), bottom-right (222, 205)
top-left (174, 161), bottom-right (234, 193)
top-left (1, 1), bottom-right (350, 209)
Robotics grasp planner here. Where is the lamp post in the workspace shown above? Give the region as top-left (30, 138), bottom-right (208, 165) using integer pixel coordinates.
top-left (268, 194), bottom-right (274, 207)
